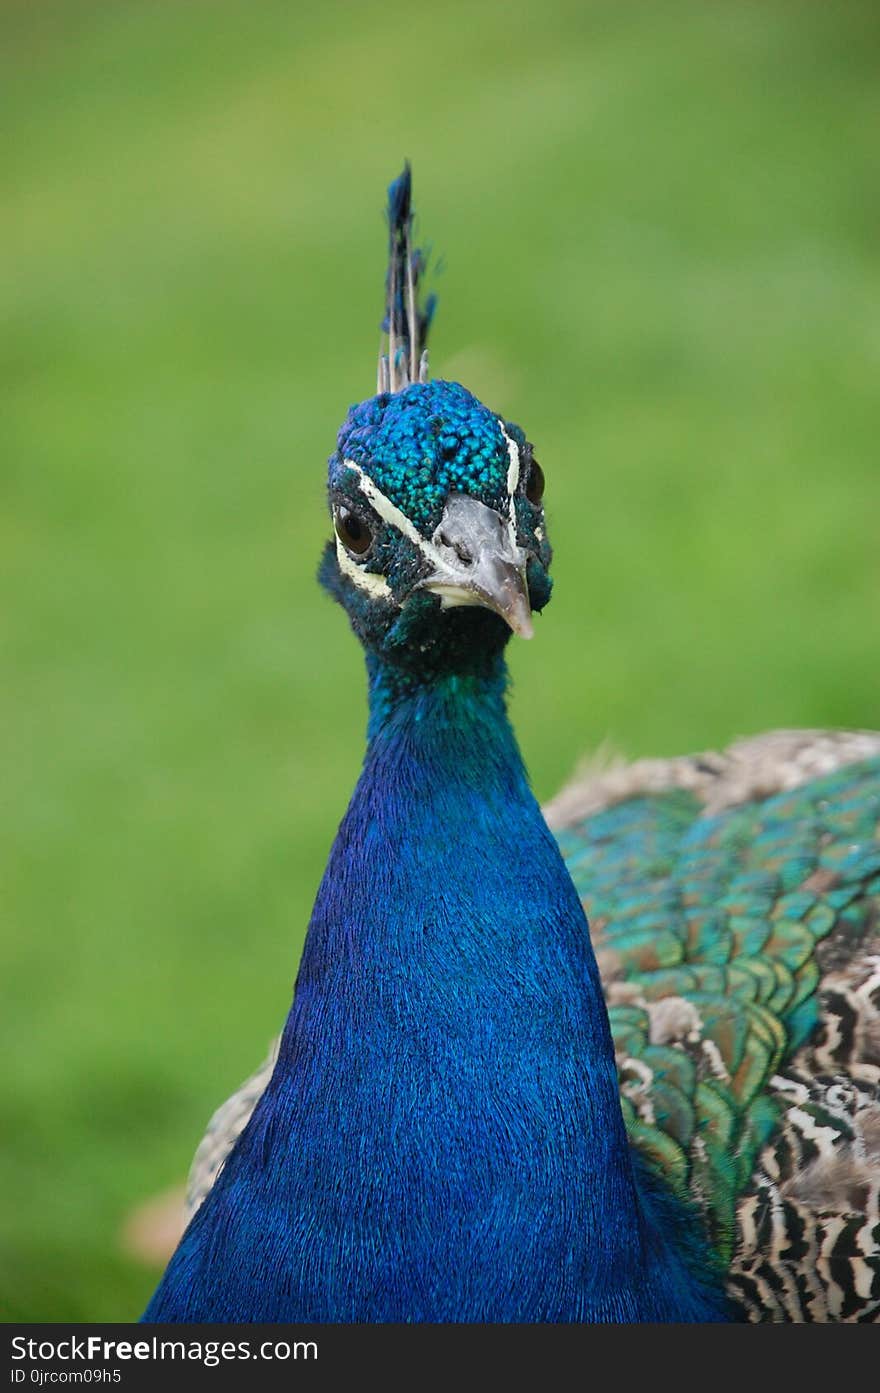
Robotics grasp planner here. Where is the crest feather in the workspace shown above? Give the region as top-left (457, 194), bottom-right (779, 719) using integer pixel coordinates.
top-left (378, 164), bottom-right (436, 394)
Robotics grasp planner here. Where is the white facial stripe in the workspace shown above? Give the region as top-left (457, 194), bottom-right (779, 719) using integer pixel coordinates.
top-left (498, 423), bottom-right (520, 549)
top-left (345, 459), bottom-right (425, 548)
top-left (343, 458), bottom-right (446, 569)
top-left (426, 582), bottom-right (485, 610)
top-left (499, 422), bottom-right (520, 494)
top-left (334, 537), bottom-right (397, 602)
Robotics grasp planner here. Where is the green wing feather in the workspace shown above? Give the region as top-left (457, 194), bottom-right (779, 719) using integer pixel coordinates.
top-left (557, 755), bottom-right (880, 1312)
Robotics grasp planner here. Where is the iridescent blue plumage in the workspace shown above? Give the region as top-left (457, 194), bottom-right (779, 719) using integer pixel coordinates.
top-left (143, 166), bottom-right (880, 1323)
top-left (142, 167), bottom-right (732, 1322)
top-left (136, 158), bottom-right (880, 1324)
top-left (145, 655), bottom-right (729, 1320)
top-left (336, 381), bottom-right (518, 532)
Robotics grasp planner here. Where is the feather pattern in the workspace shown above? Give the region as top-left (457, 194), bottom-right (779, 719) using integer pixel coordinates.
top-left (556, 738), bottom-right (880, 1321)
top-left (145, 662), bottom-right (733, 1321)
top-left (182, 732), bottom-right (880, 1321)
top-left (378, 163), bottom-right (435, 393)
top-left (140, 165), bottom-right (879, 1322)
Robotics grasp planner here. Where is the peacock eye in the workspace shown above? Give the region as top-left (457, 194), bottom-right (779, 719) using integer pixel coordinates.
top-left (525, 458), bottom-right (545, 506)
top-left (335, 507), bottom-right (373, 556)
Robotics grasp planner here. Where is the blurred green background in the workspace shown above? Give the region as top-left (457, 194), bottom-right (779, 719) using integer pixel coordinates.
top-left (3, 0), bottom-right (878, 1321)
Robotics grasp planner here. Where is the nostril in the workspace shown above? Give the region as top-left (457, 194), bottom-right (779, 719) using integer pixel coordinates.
top-left (438, 531), bottom-right (474, 566)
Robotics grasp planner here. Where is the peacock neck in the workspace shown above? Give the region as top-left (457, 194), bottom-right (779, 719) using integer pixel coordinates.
top-left (364, 647), bottom-right (513, 745)
top-left (294, 642), bottom-right (640, 1220)
top-left (143, 639), bottom-right (730, 1321)
top-left (295, 644), bottom-right (622, 1090)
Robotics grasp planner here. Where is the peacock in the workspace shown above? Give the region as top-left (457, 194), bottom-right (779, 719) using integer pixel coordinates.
top-left (142, 167), bottom-right (880, 1323)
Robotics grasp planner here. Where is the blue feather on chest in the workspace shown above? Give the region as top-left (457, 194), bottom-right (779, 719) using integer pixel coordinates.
top-left (144, 667), bottom-right (730, 1322)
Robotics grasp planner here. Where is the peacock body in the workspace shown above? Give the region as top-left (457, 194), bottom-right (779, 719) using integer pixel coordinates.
top-left (142, 171), bottom-right (880, 1323)
top-left (552, 732), bottom-right (880, 1321)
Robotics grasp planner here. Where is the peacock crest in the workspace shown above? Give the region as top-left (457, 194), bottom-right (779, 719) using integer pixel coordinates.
top-left (376, 163), bottom-right (435, 394)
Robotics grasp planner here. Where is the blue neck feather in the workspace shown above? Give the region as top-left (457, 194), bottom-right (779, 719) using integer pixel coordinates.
top-left (143, 654), bottom-right (730, 1322)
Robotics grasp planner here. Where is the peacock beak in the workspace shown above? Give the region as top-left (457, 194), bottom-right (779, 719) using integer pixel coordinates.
top-left (419, 493), bottom-right (534, 639)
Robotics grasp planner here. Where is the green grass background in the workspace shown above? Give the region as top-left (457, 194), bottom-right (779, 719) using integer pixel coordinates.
top-left (3, 0), bottom-right (878, 1321)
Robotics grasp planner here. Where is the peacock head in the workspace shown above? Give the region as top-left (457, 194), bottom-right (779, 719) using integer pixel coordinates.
top-left (319, 169), bottom-right (553, 678)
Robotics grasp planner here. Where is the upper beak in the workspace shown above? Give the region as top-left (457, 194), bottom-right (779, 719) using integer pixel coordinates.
top-left (418, 493), bottom-right (534, 639)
